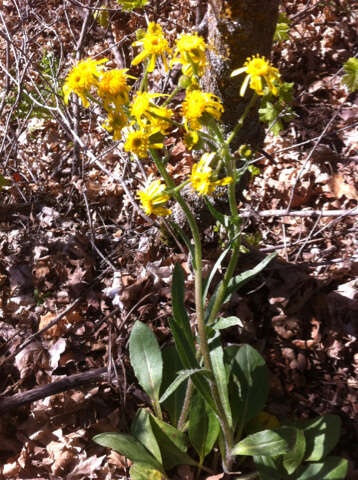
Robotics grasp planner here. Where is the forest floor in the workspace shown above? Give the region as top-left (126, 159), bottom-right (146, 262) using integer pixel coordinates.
top-left (0, 0), bottom-right (357, 478)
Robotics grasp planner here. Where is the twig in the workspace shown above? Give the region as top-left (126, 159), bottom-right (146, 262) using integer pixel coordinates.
top-left (0, 298), bottom-right (81, 368)
top-left (286, 109), bottom-right (340, 213)
top-left (0, 367), bottom-right (108, 412)
top-left (240, 207), bottom-right (358, 218)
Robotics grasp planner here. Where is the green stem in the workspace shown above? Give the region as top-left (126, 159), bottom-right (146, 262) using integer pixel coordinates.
top-left (162, 84), bottom-right (181, 107)
top-left (139, 59), bottom-right (150, 92)
top-left (226, 93), bottom-right (258, 146)
top-left (177, 378), bottom-right (193, 431)
top-left (150, 149), bottom-right (234, 468)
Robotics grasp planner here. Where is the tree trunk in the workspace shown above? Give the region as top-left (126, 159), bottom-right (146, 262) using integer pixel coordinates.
top-left (202, 0), bottom-right (279, 149)
top-left (170, 0), bottom-right (279, 230)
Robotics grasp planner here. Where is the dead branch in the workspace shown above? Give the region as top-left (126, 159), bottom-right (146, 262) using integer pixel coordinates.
top-left (0, 367), bottom-right (108, 412)
top-left (240, 208), bottom-right (358, 218)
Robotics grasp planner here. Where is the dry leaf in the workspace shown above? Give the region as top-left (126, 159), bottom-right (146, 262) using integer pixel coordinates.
top-left (329, 174), bottom-right (358, 200)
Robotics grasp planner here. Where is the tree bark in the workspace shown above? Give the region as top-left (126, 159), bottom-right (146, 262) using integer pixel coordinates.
top-left (202, 0), bottom-right (279, 149)
top-left (171, 0), bottom-right (279, 230)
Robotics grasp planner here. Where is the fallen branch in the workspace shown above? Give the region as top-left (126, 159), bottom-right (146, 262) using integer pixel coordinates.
top-left (0, 367), bottom-right (108, 412)
top-left (240, 207), bottom-right (358, 218)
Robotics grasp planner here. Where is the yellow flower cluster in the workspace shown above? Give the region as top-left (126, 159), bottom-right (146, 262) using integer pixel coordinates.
top-left (132, 22), bottom-right (171, 72)
top-left (63, 26), bottom-right (282, 218)
top-left (137, 175), bottom-right (171, 216)
top-left (172, 33), bottom-right (207, 77)
top-left (182, 89), bottom-right (223, 132)
top-left (63, 58), bottom-right (108, 108)
top-left (231, 54), bottom-right (281, 96)
top-left (190, 153), bottom-right (232, 196)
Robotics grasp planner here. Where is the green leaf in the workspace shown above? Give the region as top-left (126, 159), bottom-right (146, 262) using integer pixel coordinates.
top-left (129, 321), bottom-right (162, 404)
top-left (189, 393), bottom-right (209, 461)
top-left (117, 0), bottom-right (148, 12)
top-left (131, 409), bottom-right (162, 463)
top-left (342, 57), bottom-right (358, 93)
top-left (204, 402), bottom-right (221, 457)
top-left (171, 264), bottom-right (196, 358)
top-left (168, 316), bottom-right (216, 412)
top-left (159, 368), bottom-right (210, 404)
top-left (0, 174), bottom-right (11, 189)
top-left (302, 414), bottom-right (341, 461)
top-left (274, 13), bottom-right (291, 42)
top-left (294, 456), bottom-right (348, 480)
top-left (170, 265), bottom-right (216, 412)
top-left (283, 428), bottom-right (306, 475)
top-left (189, 394), bottom-right (220, 461)
top-left (129, 463), bottom-right (166, 480)
top-left (149, 415), bottom-right (198, 470)
top-left (213, 316), bottom-right (243, 330)
top-left (160, 345), bottom-right (186, 426)
top-left (209, 332), bottom-right (232, 427)
top-left (229, 344), bottom-right (268, 429)
top-left (253, 455), bottom-right (282, 480)
top-left (224, 253), bottom-right (277, 302)
top-left (149, 414), bottom-right (188, 452)
top-left (232, 427), bottom-right (296, 456)
top-left (93, 433), bottom-right (165, 474)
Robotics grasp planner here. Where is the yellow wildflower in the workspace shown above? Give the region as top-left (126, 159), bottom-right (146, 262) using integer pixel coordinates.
top-left (130, 91), bottom-right (164, 126)
top-left (102, 109), bottom-right (128, 140)
top-left (124, 129), bottom-right (163, 158)
top-left (63, 58), bottom-right (108, 107)
top-left (97, 69), bottom-right (134, 110)
top-left (231, 54), bottom-right (281, 96)
top-left (172, 33), bottom-right (207, 76)
top-left (132, 22), bottom-right (171, 72)
top-left (148, 106), bottom-right (173, 135)
top-left (182, 89), bottom-right (223, 131)
top-left (190, 152), bottom-right (232, 196)
top-left (183, 130), bottom-right (199, 150)
top-left (137, 175), bottom-right (171, 216)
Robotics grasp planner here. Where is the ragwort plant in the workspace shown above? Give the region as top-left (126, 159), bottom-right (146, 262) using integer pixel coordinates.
top-left (62, 22), bottom-right (348, 480)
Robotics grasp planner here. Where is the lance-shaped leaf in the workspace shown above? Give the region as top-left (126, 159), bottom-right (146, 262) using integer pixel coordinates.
top-left (170, 264), bottom-right (216, 412)
top-left (159, 368), bottom-right (210, 404)
top-left (283, 427), bottom-right (306, 475)
top-left (293, 456), bottom-right (348, 480)
top-left (93, 433), bottom-right (165, 475)
top-left (130, 463), bottom-right (166, 480)
top-left (160, 345), bottom-right (186, 426)
top-left (302, 414), bottom-right (341, 461)
top-left (224, 252), bottom-right (276, 302)
top-left (149, 414), bottom-right (198, 471)
top-left (210, 332), bottom-right (232, 427)
top-left (189, 393), bottom-right (220, 462)
top-left (131, 409), bottom-right (162, 463)
top-left (229, 344), bottom-right (268, 429)
top-left (129, 321), bottom-right (162, 404)
top-left (232, 427), bottom-right (296, 456)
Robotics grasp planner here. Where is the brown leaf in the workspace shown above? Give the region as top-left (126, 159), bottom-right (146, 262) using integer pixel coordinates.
top-left (329, 174), bottom-right (358, 200)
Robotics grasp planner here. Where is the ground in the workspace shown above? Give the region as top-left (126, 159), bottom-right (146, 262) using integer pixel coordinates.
top-left (0, 0), bottom-right (357, 478)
